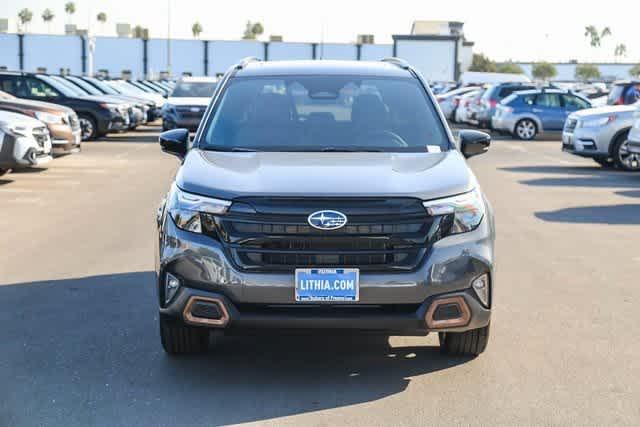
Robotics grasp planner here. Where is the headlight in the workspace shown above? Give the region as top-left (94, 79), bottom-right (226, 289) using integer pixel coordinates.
top-left (34, 111), bottom-right (64, 124)
top-left (423, 188), bottom-right (485, 235)
top-left (579, 115), bottom-right (616, 128)
top-left (1, 123), bottom-right (29, 137)
top-left (167, 184), bottom-right (231, 233)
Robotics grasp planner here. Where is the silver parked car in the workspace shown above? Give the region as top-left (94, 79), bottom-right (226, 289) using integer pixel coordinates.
top-left (562, 104), bottom-right (640, 170)
top-left (436, 86), bottom-right (481, 121)
top-left (625, 110), bottom-right (640, 156)
top-left (0, 110), bottom-right (52, 175)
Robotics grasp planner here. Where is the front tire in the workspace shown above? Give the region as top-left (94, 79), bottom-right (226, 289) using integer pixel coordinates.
top-left (159, 315), bottom-right (209, 355)
top-left (439, 324), bottom-right (490, 356)
top-left (611, 132), bottom-right (640, 171)
top-left (514, 119), bottom-right (537, 140)
top-left (0, 168), bottom-right (10, 176)
top-left (78, 114), bottom-right (98, 141)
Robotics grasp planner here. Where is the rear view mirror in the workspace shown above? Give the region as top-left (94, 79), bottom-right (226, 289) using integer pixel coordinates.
top-left (159, 128), bottom-right (189, 159)
top-left (459, 130), bottom-right (491, 159)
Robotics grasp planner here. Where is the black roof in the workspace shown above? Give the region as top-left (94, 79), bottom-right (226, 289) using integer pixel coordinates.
top-left (236, 60), bottom-right (412, 78)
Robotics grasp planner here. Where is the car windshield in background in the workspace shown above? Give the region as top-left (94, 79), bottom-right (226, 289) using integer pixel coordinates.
top-left (37, 75), bottom-right (78, 97)
top-left (171, 82), bottom-right (217, 97)
top-left (202, 76), bottom-right (449, 153)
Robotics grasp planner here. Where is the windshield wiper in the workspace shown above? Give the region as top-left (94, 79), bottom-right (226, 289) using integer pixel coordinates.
top-left (320, 147), bottom-right (383, 152)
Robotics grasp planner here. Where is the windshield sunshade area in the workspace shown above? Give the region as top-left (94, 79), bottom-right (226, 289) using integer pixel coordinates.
top-left (202, 75), bottom-right (449, 153)
top-left (171, 82), bottom-right (217, 98)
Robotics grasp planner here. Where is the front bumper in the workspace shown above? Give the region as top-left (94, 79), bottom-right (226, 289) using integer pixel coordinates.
top-left (156, 210), bottom-right (495, 335)
top-left (561, 126), bottom-right (613, 157)
top-left (49, 124), bottom-right (81, 154)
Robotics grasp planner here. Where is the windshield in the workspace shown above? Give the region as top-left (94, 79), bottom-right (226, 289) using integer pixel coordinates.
top-left (171, 81), bottom-right (217, 97)
top-left (202, 75), bottom-right (449, 153)
top-left (65, 76), bottom-right (102, 95)
top-left (111, 81), bottom-right (147, 96)
top-left (84, 77), bottom-right (120, 95)
top-left (48, 75), bottom-right (89, 96)
top-left (37, 75), bottom-right (79, 97)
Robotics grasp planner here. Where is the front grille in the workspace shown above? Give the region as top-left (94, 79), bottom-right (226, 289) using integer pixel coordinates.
top-left (210, 198), bottom-right (442, 273)
top-left (32, 127), bottom-right (49, 148)
top-left (564, 118), bottom-right (578, 133)
top-left (176, 105), bottom-right (205, 119)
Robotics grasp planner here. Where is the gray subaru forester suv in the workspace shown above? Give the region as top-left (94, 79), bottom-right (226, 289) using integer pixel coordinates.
top-left (155, 58), bottom-right (495, 357)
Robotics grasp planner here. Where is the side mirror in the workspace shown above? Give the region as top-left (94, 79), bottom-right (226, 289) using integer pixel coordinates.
top-left (159, 128), bottom-right (189, 159)
top-left (459, 129), bottom-right (491, 159)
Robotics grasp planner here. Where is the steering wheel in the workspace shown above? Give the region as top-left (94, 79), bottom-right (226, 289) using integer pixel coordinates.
top-left (357, 129), bottom-right (408, 147)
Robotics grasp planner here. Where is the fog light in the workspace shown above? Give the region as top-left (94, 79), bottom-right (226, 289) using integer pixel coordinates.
top-left (165, 273), bottom-right (181, 304)
top-left (471, 274), bottom-right (490, 307)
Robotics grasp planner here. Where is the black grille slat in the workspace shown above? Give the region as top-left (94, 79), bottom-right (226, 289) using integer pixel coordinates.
top-left (213, 198), bottom-right (436, 273)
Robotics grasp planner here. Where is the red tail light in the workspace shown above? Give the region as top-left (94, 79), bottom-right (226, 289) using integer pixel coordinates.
top-left (489, 99), bottom-right (498, 108)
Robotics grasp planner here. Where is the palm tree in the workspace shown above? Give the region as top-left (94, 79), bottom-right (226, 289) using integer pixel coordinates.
top-left (191, 21), bottom-right (203, 38)
top-left (42, 8), bottom-right (55, 33)
top-left (97, 12), bottom-right (107, 34)
top-left (17, 8), bottom-right (33, 33)
top-left (614, 43), bottom-right (627, 62)
top-left (65, 2), bottom-right (76, 24)
top-left (242, 21), bottom-right (264, 40)
top-left (584, 25), bottom-right (612, 61)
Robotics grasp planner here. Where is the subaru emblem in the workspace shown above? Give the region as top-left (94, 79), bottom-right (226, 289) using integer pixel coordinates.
top-left (307, 210), bottom-right (348, 230)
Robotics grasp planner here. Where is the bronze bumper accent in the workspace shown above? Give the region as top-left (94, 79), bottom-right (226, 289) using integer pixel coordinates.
top-left (183, 296), bottom-right (230, 327)
top-left (425, 296), bottom-right (471, 329)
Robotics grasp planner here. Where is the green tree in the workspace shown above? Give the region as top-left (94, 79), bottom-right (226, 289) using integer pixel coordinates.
top-left (575, 64), bottom-right (601, 81)
top-left (97, 12), bottom-right (107, 24)
top-left (191, 21), bottom-right (203, 38)
top-left (41, 8), bottom-right (55, 33)
top-left (65, 2), bottom-right (76, 23)
top-left (496, 62), bottom-right (524, 74)
top-left (630, 64), bottom-right (640, 79)
top-left (132, 25), bottom-right (149, 39)
top-left (17, 8), bottom-right (33, 33)
top-left (242, 21), bottom-right (265, 40)
top-left (532, 62), bottom-right (557, 81)
top-left (468, 53), bottom-right (497, 73)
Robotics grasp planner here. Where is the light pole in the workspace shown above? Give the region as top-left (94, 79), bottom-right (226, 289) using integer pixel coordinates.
top-left (167, 0), bottom-right (172, 77)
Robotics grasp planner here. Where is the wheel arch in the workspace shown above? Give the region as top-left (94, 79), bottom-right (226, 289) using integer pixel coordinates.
top-left (608, 127), bottom-right (632, 156)
top-left (512, 115), bottom-right (542, 135)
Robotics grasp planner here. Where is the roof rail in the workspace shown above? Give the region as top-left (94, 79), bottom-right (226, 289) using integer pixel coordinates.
top-left (381, 57), bottom-right (411, 70)
top-left (235, 56), bottom-right (262, 70)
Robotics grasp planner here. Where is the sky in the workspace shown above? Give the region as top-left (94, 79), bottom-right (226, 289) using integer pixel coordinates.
top-left (1, 0), bottom-right (638, 63)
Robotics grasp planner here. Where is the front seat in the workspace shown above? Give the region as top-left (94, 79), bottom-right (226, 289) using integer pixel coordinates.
top-left (235, 93), bottom-right (297, 147)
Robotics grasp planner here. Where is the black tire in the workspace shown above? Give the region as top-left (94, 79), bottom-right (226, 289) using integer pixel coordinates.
top-left (593, 156), bottom-right (614, 168)
top-left (514, 119), bottom-right (537, 140)
top-left (610, 132), bottom-right (640, 171)
top-left (159, 315), bottom-right (209, 355)
top-left (78, 114), bottom-right (98, 141)
top-left (0, 168), bottom-right (10, 177)
top-left (439, 324), bottom-right (490, 356)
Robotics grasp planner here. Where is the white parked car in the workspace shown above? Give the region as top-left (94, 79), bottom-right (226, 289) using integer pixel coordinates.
top-left (0, 110), bottom-right (52, 175)
top-left (454, 89), bottom-right (482, 124)
top-left (436, 86), bottom-right (481, 120)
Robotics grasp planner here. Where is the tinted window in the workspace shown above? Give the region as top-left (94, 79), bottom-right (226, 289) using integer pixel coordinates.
top-left (171, 81), bottom-right (217, 97)
top-left (36, 75), bottom-right (77, 97)
top-left (203, 76), bottom-right (449, 153)
top-left (25, 77), bottom-right (61, 98)
top-left (497, 85), bottom-right (535, 99)
top-left (607, 85), bottom-right (627, 105)
top-left (65, 76), bottom-right (102, 95)
top-left (84, 77), bottom-right (120, 95)
top-left (562, 95), bottom-right (590, 109)
top-left (535, 93), bottom-right (561, 107)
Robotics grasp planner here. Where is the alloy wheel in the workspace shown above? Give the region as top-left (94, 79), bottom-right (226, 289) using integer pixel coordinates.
top-left (516, 120), bottom-right (536, 140)
top-left (617, 140), bottom-right (640, 171)
top-left (79, 117), bottom-right (95, 140)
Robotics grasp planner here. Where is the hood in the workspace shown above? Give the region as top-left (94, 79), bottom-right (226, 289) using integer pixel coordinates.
top-left (0, 98), bottom-right (74, 115)
top-left (0, 110), bottom-right (46, 128)
top-left (177, 150), bottom-right (476, 200)
top-left (571, 104), bottom-right (637, 118)
top-left (167, 97), bottom-right (211, 106)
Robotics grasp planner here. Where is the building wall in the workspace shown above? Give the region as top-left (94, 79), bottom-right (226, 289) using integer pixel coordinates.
top-left (395, 39), bottom-right (457, 82)
top-left (360, 44), bottom-right (393, 61)
top-left (23, 34), bottom-right (83, 74)
top-left (268, 42), bottom-right (313, 61)
top-left (94, 37), bottom-right (143, 77)
top-left (208, 40), bottom-right (264, 75)
top-left (317, 43), bottom-right (357, 60)
top-left (148, 39), bottom-right (204, 77)
top-left (0, 34), bottom-right (20, 70)
top-left (518, 63), bottom-right (636, 81)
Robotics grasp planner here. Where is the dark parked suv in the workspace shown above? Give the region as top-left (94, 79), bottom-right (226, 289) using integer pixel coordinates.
top-left (0, 71), bottom-right (130, 140)
top-left (155, 58), bottom-right (496, 357)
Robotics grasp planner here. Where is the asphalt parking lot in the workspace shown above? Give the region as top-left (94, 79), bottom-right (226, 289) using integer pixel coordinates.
top-left (1, 125), bottom-right (639, 426)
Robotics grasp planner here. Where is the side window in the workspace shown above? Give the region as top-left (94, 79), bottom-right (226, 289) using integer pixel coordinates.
top-left (25, 78), bottom-right (60, 98)
top-left (0, 76), bottom-right (27, 97)
top-left (521, 94), bottom-right (535, 106)
top-left (535, 93), bottom-right (561, 107)
top-left (562, 95), bottom-right (590, 109)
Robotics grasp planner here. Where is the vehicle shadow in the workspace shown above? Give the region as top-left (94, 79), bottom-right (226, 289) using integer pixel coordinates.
top-left (499, 165), bottom-right (640, 189)
top-left (535, 204), bottom-right (640, 225)
top-left (98, 132), bottom-right (159, 144)
top-left (0, 272), bottom-right (471, 426)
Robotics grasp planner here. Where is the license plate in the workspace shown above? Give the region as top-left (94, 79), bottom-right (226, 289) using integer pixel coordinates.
top-left (295, 268), bottom-right (359, 302)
